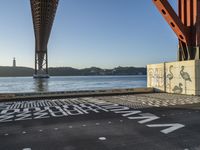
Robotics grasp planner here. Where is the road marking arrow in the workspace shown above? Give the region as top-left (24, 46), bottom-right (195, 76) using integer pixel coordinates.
top-left (128, 113), bottom-right (160, 124)
top-left (147, 123), bottom-right (185, 134)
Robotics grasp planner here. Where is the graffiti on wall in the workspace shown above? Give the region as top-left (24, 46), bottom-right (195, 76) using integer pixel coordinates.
top-left (148, 65), bottom-right (192, 94)
top-left (148, 67), bottom-right (164, 89)
top-left (166, 65), bottom-right (174, 92)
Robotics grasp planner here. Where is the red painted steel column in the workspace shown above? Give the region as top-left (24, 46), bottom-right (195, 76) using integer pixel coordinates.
top-left (153, 0), bottom-right (200, 60)
top-left (196, 0), bottom-right (200, 47)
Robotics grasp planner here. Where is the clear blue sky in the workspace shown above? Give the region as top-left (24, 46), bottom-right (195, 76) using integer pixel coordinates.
top-left (0, 0), bottom-right (178, 69)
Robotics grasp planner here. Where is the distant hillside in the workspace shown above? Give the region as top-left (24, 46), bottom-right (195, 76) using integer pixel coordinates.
top-left (0, 66), bottom-right (34, 77)
top-left (0, 66), bottom-right (146, 77)
top-left (49, 66), bottom-right (146, 76)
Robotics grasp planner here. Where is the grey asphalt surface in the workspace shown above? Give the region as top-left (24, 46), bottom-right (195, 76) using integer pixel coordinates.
top-left (0, 97), bottom-right (200, 150)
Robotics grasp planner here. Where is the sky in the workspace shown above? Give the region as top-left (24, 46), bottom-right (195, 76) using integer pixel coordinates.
top-left (0, 0), bottom-right (178, 69)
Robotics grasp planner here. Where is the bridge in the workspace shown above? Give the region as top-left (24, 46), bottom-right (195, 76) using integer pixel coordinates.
top-left (30, 0), bottom-right (59, 78)
top-left (30, 0), bottom-right (200, 78)
top-left (1, 1), bottom-right (200, 150)
top-left (148, 0), bottom-right (200, 95)
top-left (153, 0), bottom-right (200, 61)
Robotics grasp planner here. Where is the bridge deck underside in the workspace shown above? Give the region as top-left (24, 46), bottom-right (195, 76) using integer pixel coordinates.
top-left (30, 0), bottom-right (58, 74)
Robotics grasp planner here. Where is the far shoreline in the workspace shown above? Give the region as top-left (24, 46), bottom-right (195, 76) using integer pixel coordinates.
top-left (0, 74), bottom-right (147, 78)
top-left (0, 66), bottom-right (147, 77)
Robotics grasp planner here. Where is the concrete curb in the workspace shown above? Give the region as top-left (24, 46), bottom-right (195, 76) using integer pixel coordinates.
top-left (0, 88), bottom-right (154, 102)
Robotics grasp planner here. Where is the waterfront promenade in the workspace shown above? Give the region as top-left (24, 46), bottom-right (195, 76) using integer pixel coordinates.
top-left (0, 92), bottom-right (200, 150)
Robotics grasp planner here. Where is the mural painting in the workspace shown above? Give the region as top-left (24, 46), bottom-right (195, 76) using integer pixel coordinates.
top-left (180, 66), bottom-right (192, 94)
top-left (166, 65), bottom-right (173, 92)
top-left (148, 64), bottom-right (193, 94)
top-left (148, 67), bottom-right (164, 90)
top-left (172, 83), bottom-right (183, 94)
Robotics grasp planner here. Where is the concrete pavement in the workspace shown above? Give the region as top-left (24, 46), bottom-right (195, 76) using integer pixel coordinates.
top-left (0, 95), bottom-right (200, 150)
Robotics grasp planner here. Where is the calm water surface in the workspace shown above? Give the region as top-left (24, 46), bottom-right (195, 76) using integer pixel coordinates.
top-left (0, 75), bottom-right (147, 93)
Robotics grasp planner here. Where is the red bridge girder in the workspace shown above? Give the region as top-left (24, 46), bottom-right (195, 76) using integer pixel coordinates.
top-left (153, 0), bottom-right (200, 60)
top-left (153, 0), bottom-right (188, 43)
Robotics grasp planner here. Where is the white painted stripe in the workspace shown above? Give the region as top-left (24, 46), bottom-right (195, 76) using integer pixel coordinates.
top-left (121, 111), bottom-right (141, 117)
top-left (23, 148), bottom-right (31, 150)
top-left (147, 123), bottom-right (185, 134)
top-left (128, 113), bottom-right (160, 124)
top-left (98, 137), bottom-right (106, 141)
top-left (22, 131), bottom-right (26, 134)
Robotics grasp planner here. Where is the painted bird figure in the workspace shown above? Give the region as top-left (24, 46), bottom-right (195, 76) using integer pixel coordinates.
top-left (172, 83), bottom-right (183, 94)
top-left (166, 65), bottom-right (173, 80)
top-left (180, 66), bottom-right (192, 82)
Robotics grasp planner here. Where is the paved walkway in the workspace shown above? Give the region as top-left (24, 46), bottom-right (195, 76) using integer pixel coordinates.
top-left (0, 94), bottom-right (200, 150)
top-left (96, 93), bottom-right (200, 109)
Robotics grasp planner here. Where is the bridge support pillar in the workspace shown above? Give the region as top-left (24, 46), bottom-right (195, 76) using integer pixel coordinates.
top-left (34, 51), bottom-right (49, 78)
top-left (149, 0), bottom-right (200, 95)
top-left (30, 0), bottom-right (59, 79)
top-left (152, 0), bottom-right (200, 61)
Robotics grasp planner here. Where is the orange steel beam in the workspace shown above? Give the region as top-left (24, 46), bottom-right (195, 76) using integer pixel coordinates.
top-left (178, 0), bottom-right (197, 46)
top-left (196, 1), bottom-right (200, 46)
top-left (179, 0), bottom-right (195, 27)
top-left (153, 0), bottom-right (188, 43)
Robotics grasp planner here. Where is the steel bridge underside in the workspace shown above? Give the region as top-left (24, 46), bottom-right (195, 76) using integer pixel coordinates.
top-left (30, 0), bottom-right (58, 77)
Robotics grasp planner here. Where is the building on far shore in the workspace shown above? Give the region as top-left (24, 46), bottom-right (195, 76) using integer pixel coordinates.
top-left (13, 57), bottom-right (16, 67)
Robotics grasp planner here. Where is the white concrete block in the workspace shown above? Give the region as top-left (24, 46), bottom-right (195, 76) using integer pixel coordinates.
top-left (147, 60), bottom-right (199, 95)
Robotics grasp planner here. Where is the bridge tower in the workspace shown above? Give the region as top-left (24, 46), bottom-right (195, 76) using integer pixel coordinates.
top-left (30, 0), bottom-right (59, 78)
top-left (153, 0), bottom-right (200, 61)
top-left (147, 0), bottom-right (200, 95)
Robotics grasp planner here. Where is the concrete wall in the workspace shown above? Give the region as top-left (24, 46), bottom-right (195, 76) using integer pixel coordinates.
top-left (147, 60), bottom-right (200, 95)
top-left (147, 63), bottom-right (165, 92)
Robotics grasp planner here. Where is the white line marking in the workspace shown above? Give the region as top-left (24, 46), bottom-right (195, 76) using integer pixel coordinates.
top-left (98, 137), bottom-right (106, 141)
top-left (4, 133), bottom-right (8, 136)
top-left (23, 148), bottom-right (31, 150)
top-left (96, 123), bottom-right (100, 125)
top-left (147, 123), bottom-right (185, 134)
top-left (22, 131), bottom-right (26, 134)
top-left (128, 113), bottom-right (160, 124)
top-left (69, 126), bottom-right (73, 128)
top-left (121, 111), bottom-right (141, 117)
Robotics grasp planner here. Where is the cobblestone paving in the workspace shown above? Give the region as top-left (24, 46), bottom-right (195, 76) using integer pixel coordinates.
top-left (93, 93), bottom-right (200, 109)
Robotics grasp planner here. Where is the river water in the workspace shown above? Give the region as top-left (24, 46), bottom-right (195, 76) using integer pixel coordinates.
top-left (0, 75), bottom-right (147, 93)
